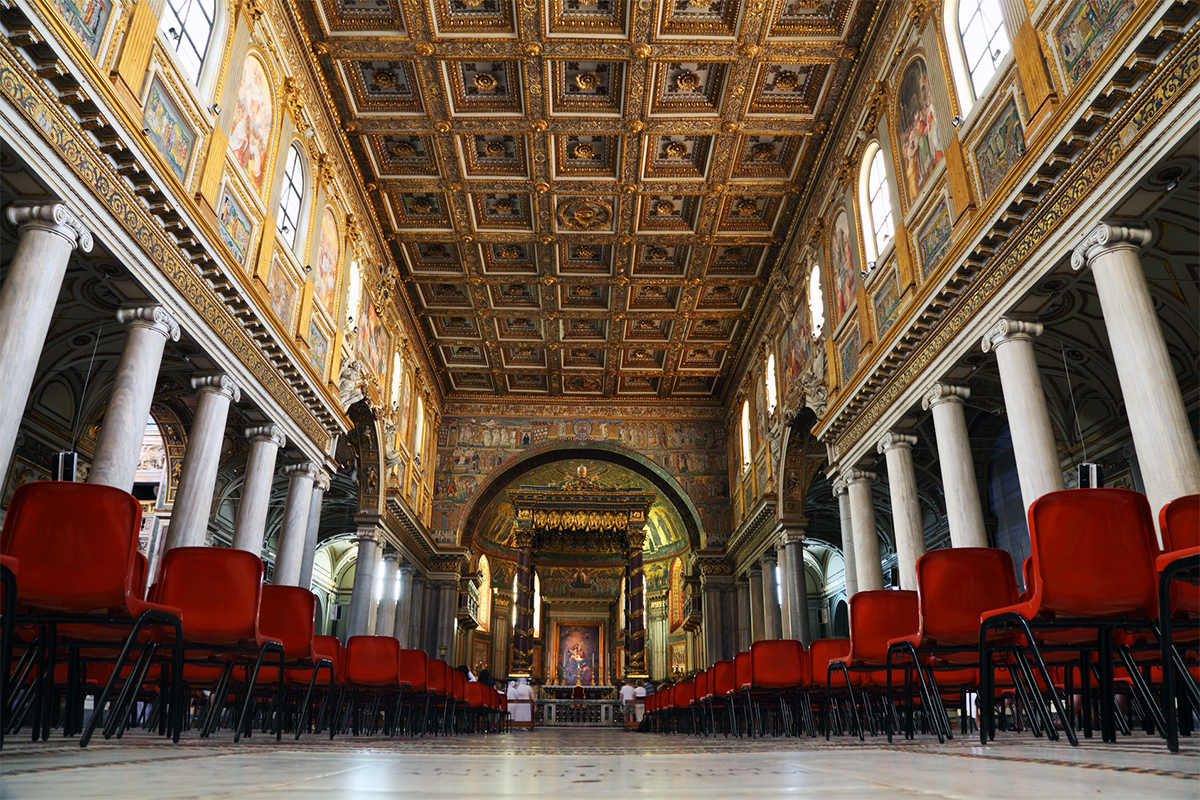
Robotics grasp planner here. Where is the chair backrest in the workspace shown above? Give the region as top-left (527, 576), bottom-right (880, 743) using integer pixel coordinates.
top-left (344, 635), bottom-right (400, 686)
top-left (398, 648), bottom-right (428, 691)
top-left (696, 668), bottom-right (708, 699)
top-left (154, 547), bottom-right (264, 643)
top-left (426, 658), bottom-right (448, 694)
top-left (673, 679), bottom-right (694, 707)
top-left (847, 590), bottom-right (919, 666)
top-left (452, 669), bottom-right (466, 700)
top-left (808, 638), bottom-right (851, 685)
top-left (735, 650), bottom-right (753, 688)
top-left (1161, 494), bottom-right (1200, 554)
top-left (1028, 489), bottom-right (1158, 616)
top-left (257, 585), bottom-right (318, 659)
top-left (915, 548), bottom-right (1019, 646)
top-left (711, 660), bottom-right (735, 696)
top-left (312, 635), bottom-right (342, 682)
top-left (750, 639), bottom-right (806, 689)
top-left (1, 482), bottom-right (140, 611)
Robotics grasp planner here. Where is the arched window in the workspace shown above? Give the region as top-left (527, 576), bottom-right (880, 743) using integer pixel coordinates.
top-left (345, 260), bottom-right (362, 334)
top-left (533, 572), bottom-right (542, 638)
top-left (946, 0), bottom-right (1011, 113)
top-left (276, 144), bottom-right (306, 250)
top-left (390, 352), bottom-right (402, 410)
top-left (765, 353), bottom-right (778, 415)
top-left (413, 396), bottom-right (425, 458)
top-left (159, 0), bottom-right (217, 86)
top-left (859, 144), bottom-right (894, 261)
top-left (740, 399), bottom-right (752, 471)
top-left (809, 265), bottom-right (825, 338)
top-left (477, 555), bottom-right (491, 634)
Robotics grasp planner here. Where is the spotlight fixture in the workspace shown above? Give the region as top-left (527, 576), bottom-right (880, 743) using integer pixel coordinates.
top-left (951, 115), bottom-right (964, 128)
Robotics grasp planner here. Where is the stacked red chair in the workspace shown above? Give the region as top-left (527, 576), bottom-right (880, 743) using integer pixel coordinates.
top-left (747, 639), bottom-right (809, 737)
top-left (1156, 494), bottom-right (1200, 752)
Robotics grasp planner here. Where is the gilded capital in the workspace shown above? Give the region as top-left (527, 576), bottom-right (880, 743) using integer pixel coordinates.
top-left (1070, 223), bottom-right (1152, 271)
top-left (245, 424), bottom-right (287, 449)
top-left (877, 431), bottom-right (918, 454)
top-left (117, 306), bottom-right (181, 341)
top-left (5, 203), bottom-right (93, 252)
top-left (921, 382), bottom-right (969, 411)
top-left (191, 373), bottom-right (241, 402)
top-left (980, 317), bottom-right (1043, 353)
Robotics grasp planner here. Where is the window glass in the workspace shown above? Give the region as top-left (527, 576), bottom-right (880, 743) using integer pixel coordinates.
top-left (809, 265), bottom-right (825, 338)
top-left (159, 0), bottom-right (216, 86)
top-left (765, 353), bottom-right (778, 414)
top-left (740, 400), bottom-right (752, 471)
top-left (867, 148), bottom-right (894, 255)
top-left (959, 0), bottom-right (1010, 99)
top-left (276, 145), bottom-right (305, 249)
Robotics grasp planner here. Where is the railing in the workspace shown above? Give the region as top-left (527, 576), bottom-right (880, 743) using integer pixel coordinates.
top-left (536, 699), bottom-right (622, 727)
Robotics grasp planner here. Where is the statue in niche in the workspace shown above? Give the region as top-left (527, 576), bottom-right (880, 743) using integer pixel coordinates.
top-left (800, 346), bottom-right (828, 417)
top-left (338, 359), bottom-right (365, 410)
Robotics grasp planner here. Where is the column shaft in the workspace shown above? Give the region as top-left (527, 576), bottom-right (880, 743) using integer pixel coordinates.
top-left (88, 307), bottom-right (180, 490)
top-left (394, 563), bottom-right (414, 648)
top-left (273, 463), bottom-right (318, 585)
top-left (701, 579), bottom-right (725, 667)
top-left (1074, 225), bottom-right (1200, 533)
top-left (748, 567), bottom-right (765, 644)
top-left (879, 433), bottom-right (925, 590)
top-left (847, 470), bottom-right (885, 591)
top-left (834, 479), bottom-right (858, 596)
top-left (511, 539), bottom-right (534, 675)
top-left (627, 538), bottom-right (647, 676)
top-left (760, 552), bottom-right (782, 639)
top-left (375, 554), bottom-right (398, 637)
top-left (346, 531), bottom-right (380, 638)
top-left (735, 577), bottom-right (751, 653)
top-left (777, 543), bottom-right (792, 640)
top-left (163, 376), bottom-right (240, 550)
top-left (230, 425), bottom-right (285, 555)
top-left (924, 385), bottom-right (989, 548)
top-left (296, 473), bottom-right (329, 591)
top-left (782, 537), bottom-right (811, 645)
top-left (409, 574), bottom-right (427, 654)
top-left (0, 205), bottom-right (92, 482)
top-left (982, 319), bottom-right (1064, 511)
top-left (437, 580), bottom-right (457, 660)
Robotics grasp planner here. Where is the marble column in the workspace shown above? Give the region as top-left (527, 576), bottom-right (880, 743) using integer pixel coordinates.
top-left (627, 528), bottom-right (648, 677)
top-left (747, 566), bottom-right (765, 644)
top-left (511, 529), bottom-right (534, 675)
top-left (490, 595), bottom-right (510, 676)
top-left (1073, 224), bottom-right (1200, 534)
top-left (847, 469), bottom-right (885, 591)
top-left (230, 425), bottom-right (286, 555)
top-left (735, 576), bottom-right (752, 653)
top-left (760, 550), bottom-right (782, 640)
top-left (0, 204), bottom-right (92, 483)
top-left (394, 561), bottom-right (414, 648)
top-left (409, 572), bottom-right (427, 654)
top-left (374, 551), bottom-right (399, 637)
top-left (781, 529), bottom-right (811, 645)
top-left (346, 528), bottom-right (381, 638)
top-left (701, 575), bottom-right (728, 667)
top-left (272, 462), bottom-right (319, 585)
top-left (163, 375), bottom-right (240, 551)
top-left (366, 544), bottom-right (384, 634)
top-left (87, 307), bottom-right (180, 490)
top-left (981, 318), bottom-right (1064, 511)
top-left (297, 471), bottom-right (330, 591)
top-left (833, 477), bottom-right (859, 596)
top-left (923, 384), bottom-right (989, 548)
top-left (776, 541), bottom-right (792, 640)
top-left (436, 579), bottom-right (458, 660)
top-left (878, 432), bottom-right (925, 591)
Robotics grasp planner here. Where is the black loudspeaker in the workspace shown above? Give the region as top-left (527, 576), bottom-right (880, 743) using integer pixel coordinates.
top-left (52, 451), bottom-right (78, 482)
top-left (1078, 462), bottom-right (1103, 489)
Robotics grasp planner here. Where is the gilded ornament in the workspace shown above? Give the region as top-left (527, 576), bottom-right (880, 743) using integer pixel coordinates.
top-left (557, 197), bottom-right (614, 231)
top-left (721, 121), bottom-right (739, 133)
top-left (664, 141), bottom-right (687, 158)
top-left (483, 140), bottom-right (507, 157)
top-left (574, 245), bottom-right (596, 258)
top-left (372, 70), bottom-right (396, 89)
top-left (709, 183), bottom-right (725, 194)
top-left (674, 71), bottom-right (701, 92)
top-left (390, 141), bottom-right (416, 158)
top-left (500, 245), bottom-right (522, 259)
top-left (738, 43), bottom-right (759, 58)
top-left (575, 72), bottom-right (600, 91)
top-left (736, 199), bottom-right (759, 216)
top-left (494, 198), bottom-right (514, 213)
top-left (571, 142), bottom-right (596, 159)
top-left (775, 71), bottom-right (799, 91)
top-left (473, 72), bottom-right (499, 92)
top-left (654, 200), bottom-right (675, 215)
top-left (621, 183), bottom-right (637, 195)
top-left (689, 0), bottom-right (713, 6)
top-left (647, 246), bottom-right (668, 260)
top-left (522, 41), bottom-right (543, 57)
top-left (411, 198), bottom-right (434, 214)
top-left (632, 43), bottom-right (652, 59)
top-left (312, 42), bottom-right (329, 55)
top-left (751, 142), bottom-right (775, 161)
top-left (534, 181), bottom-right (551, 193)
top-left (627, 119), bottom-right (645, 133)
top-left (539, 234), bottom-right (554, 244)
top-left (414, 41), bottom-right (435, 57)
top-left (434, 120), bottom-right (452, 133)
top-left (531, 119), bottom-right (548, 132)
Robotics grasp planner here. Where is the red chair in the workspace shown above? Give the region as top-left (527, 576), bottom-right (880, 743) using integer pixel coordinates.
top-left (450, 669), bottom-right (467, 733)
top-left (397, 648), bottom-right (428, 736)
top-left (709, 659), bottom-right (737, 737)
top-left (1, 553), bottom-right (18, 745)
top-left (0, 482), bottom-right (184, 746)
top-left (828, 590), bottom-right (919, 740)
top-left (338, 636), bottom-right (405, 737)
top-left (424, 658), bottom-right (452, 735)
top-left (979, 489), bottom-right (1161, 746)
top-left (807, 638), bottom-right (851, 737)
top-left (691, 668), bottom-right (709, 736)
top-left (1157, 495), bottom-right (1200, 752)
top-left (887, 548), bottom-right (1018, 744)
top-left (151, 546), bottom-right (280, 743)
top-left (255, 586), bottom-right (334, 740)
top-left (672, 679), bottom-right (695, 734)
top-left (748, 640), bottom-right (808, 737)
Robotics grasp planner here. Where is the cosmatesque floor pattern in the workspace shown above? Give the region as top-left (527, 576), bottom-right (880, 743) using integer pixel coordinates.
top-left (1, 727), bottom-right (1196, 799)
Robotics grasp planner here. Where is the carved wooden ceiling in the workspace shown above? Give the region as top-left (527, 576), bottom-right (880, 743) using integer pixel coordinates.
top-left (295, 0), bottom-right (877, 400)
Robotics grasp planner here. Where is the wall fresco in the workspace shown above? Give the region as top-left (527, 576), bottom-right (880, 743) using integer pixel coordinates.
top-left (143, 77), bottom-right (195, 184)
top-left (1054, 0), bottom-right (1136, 89)
top-left (916, 200), bottom-right (952, 278)
top-left (974, 100), bottom-right (1026, 199)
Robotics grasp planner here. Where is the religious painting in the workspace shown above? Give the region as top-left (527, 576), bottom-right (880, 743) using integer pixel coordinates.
top-left (307, 318), bottom-right (328, 380)
top-left (51, 0), bottom-right (111, 56)
top-left (314, 208), bottom-right (340, 312)
top-left (668, 557), bottom-right (684, 631)
top-left (357, 300), bottom-right (389, 378)
top-left (477, 555), bottom-right (492, 634)
top-left (216, 185), bottom-right (252, 266)
top-left (895, 57), bottom-right (943, 200)
top-left (974, 100), bottom-right (1026, 199)
top-left (398, 369), bottom-right (413, 445)
top-left (553, 622), bottom-right (604, 687)
top-left (1054, 0), bottom-right (1135, 89)
top-left (839, 322), bottom-right (861, 386)
top-left (778, 288), bottom-right (813, 392)
top-left (872, 270), bottom-right (902, 338)
top-left (471, 637), bottom-right (490, 673)
top-left (143, 76), bottom-right (195, 184)
top-left (228, 55), bottom-right (273, 194)
top-left (668, 640), bottom-right (687, 676)
top-left (916, 200), bottom-right (952, 279)
top-left (828, 210), bottom-right (856, 326)
top-left (267, 260), bottom-right (296, 329)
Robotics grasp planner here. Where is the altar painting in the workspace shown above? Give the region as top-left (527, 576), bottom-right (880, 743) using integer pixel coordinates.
top-left (553, 622), bottom-right (605, 687)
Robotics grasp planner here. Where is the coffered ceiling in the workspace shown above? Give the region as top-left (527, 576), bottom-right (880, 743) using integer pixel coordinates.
top-left (294, 0), bottom-right (877, 400)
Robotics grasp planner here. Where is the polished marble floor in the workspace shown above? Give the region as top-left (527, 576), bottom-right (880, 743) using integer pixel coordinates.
top-left (1, 727), bottom-right (1196, 799)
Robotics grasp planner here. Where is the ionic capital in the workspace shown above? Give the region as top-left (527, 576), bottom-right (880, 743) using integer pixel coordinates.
top-left (356, 526), bottom-right (382, 544)
top-left (922, 382), bottom-right (969, 410)
top-left (980, 317), bottom-right (1043, 353)
top-left (191, 373), bottom-right (241, 402)
top-left (315, 470), bottom-right (331, 492)
top-left (284, 461), bottom-right (322, 482)
top-left (1070, 223), bottom-right (1152, 271)
top-left (877, 431), bottom-right (918, 455)
top-left (760, 549), bottom-right (778, 567)
top-left (117, 306), bottom-right (180, 341)
top-left (381, 550), bottom-right (400, 564)
top-left (5, 203), bottom-right (93, 252)
top-left (831, 476), bottom-right (848, 497)
top-left (245, 424), bottom-right (286, 449)
top-left (397, 560), bottom-right (415, 576)
top-left (845, 468), bottom-right (876, 484)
